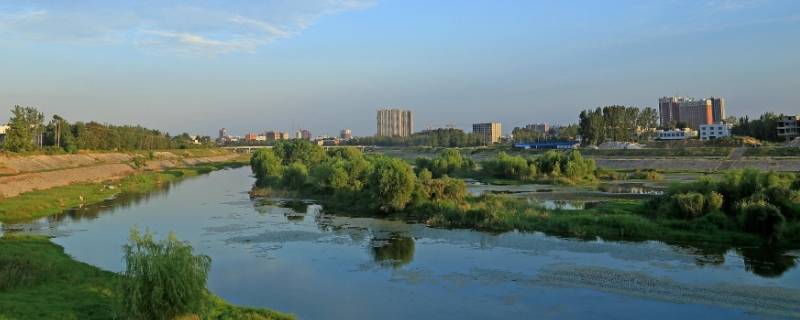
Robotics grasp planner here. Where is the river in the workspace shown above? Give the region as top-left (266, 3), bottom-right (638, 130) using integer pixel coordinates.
top-left (4, 167), bottom-right (800, 319)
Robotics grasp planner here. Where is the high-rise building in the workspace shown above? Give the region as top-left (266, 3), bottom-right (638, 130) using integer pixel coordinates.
top-left (377, 108), bottom-right (413, 137)
top-left (218, 128), bottom-right (227, 141)
top-left (658, 96), bottom-right (689, 127)
top-left (658, 96), bottom-right (725, 129)
top-left (300, 129), bottom-right (311, 140)
top-left (710, 97), bottom-right (725, 123)
top-left (681, 99), bottom-right (714, 129)
top-left (472, 122), bottom-right (502, 145)
top-left (340, 129), bottom-right (352, 140)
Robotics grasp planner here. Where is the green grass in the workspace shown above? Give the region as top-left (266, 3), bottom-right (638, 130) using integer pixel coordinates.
top-left (0, 235), bottom-right (294, 320)
top-left (0, 161), bottom-right (247, 223)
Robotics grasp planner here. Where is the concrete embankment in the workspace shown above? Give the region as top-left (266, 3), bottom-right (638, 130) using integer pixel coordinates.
top-left (0, 151), bottom-right (241, 198)
top-left (0, 153), bottom-right (133, 175)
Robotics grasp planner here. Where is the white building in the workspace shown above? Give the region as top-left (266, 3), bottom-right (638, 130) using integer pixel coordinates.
top-left (657, 128), bottom-right (697, 140)
top-left (699, 123), bottom-right (732, 141)
top-left (0, 125), bottom-right (9, 144)
top-left (777, 115), bottom-right (800, 141)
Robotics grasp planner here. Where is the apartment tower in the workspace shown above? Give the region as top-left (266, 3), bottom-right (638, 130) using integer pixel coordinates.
top-left (658, 96), bottom-right (726, 129)
top-left (472, 122), bottom-right (502, 145)
top-left (376, 108), bottom-right (413, 137)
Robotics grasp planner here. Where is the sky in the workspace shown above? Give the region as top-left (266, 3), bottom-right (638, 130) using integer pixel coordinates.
top-left (0, 0), bottom-right (798, 137)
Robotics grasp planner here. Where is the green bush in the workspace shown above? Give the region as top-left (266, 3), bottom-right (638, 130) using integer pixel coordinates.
top-left (120, 229), bottom-right (211, 320)
top-left (671, 192), bottom-right (706, 219)
top-left (250, 149), bottom-right (283, 187)
top-left (739, 201), bottom-right (786, 240)
top-left (706, 191), bottom-right (724, 212)
top-left (628, 169), bottom-right (663, 181)
top-left (367, 156), bottom-right (417, 212)
top-left (415, 149), bottom-right (475, 178)
top-left (282, 162), bottom-right (309, 190)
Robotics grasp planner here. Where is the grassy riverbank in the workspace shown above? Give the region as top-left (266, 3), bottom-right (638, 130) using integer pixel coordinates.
top-left (424, 198), bottom-right (782, 247)
top-left (0, 235), bottom-right (294, 320)
top-left (0, 160), bottom-right (245, 223)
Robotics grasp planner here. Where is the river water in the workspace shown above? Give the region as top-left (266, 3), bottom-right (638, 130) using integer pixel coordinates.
top-left (5, 167), bottom-right (800, 319)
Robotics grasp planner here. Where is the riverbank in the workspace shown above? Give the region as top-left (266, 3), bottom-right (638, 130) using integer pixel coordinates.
top-left (0, 160), bottom-right (247, 223)
top-left (0, 235), bottom-right (294, 320)
top-left (0, 150), bottom-right (243, 198)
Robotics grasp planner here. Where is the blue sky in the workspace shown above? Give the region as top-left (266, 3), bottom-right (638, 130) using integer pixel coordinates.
top-left (1, 0), bottom-right (798, 137)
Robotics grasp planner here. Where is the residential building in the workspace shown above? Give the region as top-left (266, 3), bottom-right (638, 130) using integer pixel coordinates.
top-left (244, 132), bottom-right (258, 141)
top-left (377, 108), bottom-right (413, 137)
top-left (777, 115), bottom-right (800, 140)
top-left (657, 128), bottom-right (698, 140)
top-left (300, 130), bottom-right (311, 140)
top-left (659, 96), bottom-right (690, 127)
top-left (658, 96), bottom-right (726, 129)
top-left (699, 123), bottom-right (732, 141)
top-left (681, 99), bottom-right (714, 129)
top-left (524, 123), bottom-right (549, 135)
top-left (0, 125), bottom-right (9, 144)
top-left (218, 128), bottom-right (227, 141)
top-left (472, 122), bottom-right (502, 145)
top-left (281, 132), bottom-right (290, 140)
top-left (710, 97), bottom-right (726, 123)
top-left (340, 128), bottom-right (352, 140)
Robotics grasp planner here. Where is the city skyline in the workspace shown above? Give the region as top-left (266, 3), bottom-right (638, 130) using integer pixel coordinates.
top-left (1, 0), bottom-right (798, 136)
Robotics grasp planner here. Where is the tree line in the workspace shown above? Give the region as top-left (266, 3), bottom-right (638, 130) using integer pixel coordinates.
top-left (346, 128), bottom-right (487, 147)
top-left (731, 112), bottom-right (785, 142)
top-left (578, 106), bottom-right (659, 145)
top-left (510, 124), bottom-right (580, 142)
top-left (2, 106), bottom-right (213, 152)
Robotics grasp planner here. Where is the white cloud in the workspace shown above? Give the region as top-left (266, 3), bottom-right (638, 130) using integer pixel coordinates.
top-left (0, 0), bottom-right (374, 55)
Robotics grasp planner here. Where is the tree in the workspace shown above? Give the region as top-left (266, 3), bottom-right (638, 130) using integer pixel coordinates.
top-left (367, 156), bottom-right (417, 212)
top-left (3, 105), bottom-right (44, 152)
top-left (273, 139), bottom-right (326, 167)
top-left (282, 162), bottom-right (309, 189)
top-left (250, 149), bottom-right (283, 186)
top-left (121, 229), bottom-right (211, 320)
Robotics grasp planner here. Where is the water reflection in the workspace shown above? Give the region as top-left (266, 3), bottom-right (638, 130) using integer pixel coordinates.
top-left (598, 183), bottom-right (664, 195)
top-left (369, 234), bottom-right (415, 268)
top-left (49, 184), bottom-right (174, 224)
top-left (739, 247), bottom-right (799, 278)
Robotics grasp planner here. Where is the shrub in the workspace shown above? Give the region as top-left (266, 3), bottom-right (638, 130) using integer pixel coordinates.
top-left (250, 149), bottom-right (283, 186)
top-left (706, 191), bottom-right (724, 212)
top-left (282, 162), bottom-right (309, 190)
top-left (739, 201), bottom-right (786, 240)
top-left (671, 192), bottom-right (706, 219)
top-left (628, 169), bottom-right (663, 181)
top-left (120, 229), bottom-right (211, 320)
top-left (367, 156), bottom-right (416, 212)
